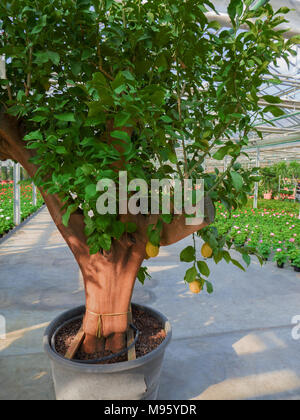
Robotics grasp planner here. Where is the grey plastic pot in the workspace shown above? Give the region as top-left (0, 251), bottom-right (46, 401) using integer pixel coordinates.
top-left (43, 303), bottom-right (172, 400)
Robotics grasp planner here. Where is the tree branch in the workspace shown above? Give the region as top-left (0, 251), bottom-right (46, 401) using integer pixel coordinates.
top-left (160, 196), bottom-right (215, 246)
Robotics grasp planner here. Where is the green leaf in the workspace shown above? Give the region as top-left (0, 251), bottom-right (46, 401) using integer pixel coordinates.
top-left (213, 146), bottom-right (229, 160)
top-left (263, 106), bottom-right (285, 117)
top-left (114, 112), bottom-right (131, 127)
top-left (161, 214), bottom-right (172, 224)
top-left (84, 115), bottom-right (105, 126)
top-left (112, 221), bottom-right (125, 239)
top-left (111, 130), bottom-right (131, 142)
top-left (231, 258), bottom-right (246, 271)
top-left (205, 281), bottom-right (214, 294)
top-left (180, 246), bottom-right (195, 263)
top-left (82, 49), bottom-right (94, 60)
top-left (56, 146), bottom-right (67, 154)
top-left (213, 252), bottom-right (223, 264)
top-left (62, 204), bottom-right (78, 227)
top-left (84, 217), bottom-right (96, 236)
top-left (261, 95), bottom-right (281, 104)
top-left (275, 7), bottom-right (291, 15)
top-left (126, 222), bottom-right (137, 233)
top-left (48, 51), bottom-right (60, 66)
top-left (228, 0), bottom-right (243, 23)
top-left (95, 214), bottom-right (111, 231)
top-left (160, 115), bottom-right (173, 123)
top-left (71, 62), bottom-right (81, 76)
top-left (99, 234), bottom-right (112, 251)
top-left (222, 250), bottom-right (231, 263)
top-left (289, 35), bottom-right (300, 45)
top-left (54, 113), bottom-right (76, 122)
top-left (230, 171), bottom-right (243, 191)
top-left (122, 70), bottom-right (135, 81)
top-left (85, 184), bottom-right (97, 199)
top-left (24, 130), bottom-right (43, 141)
top-left (114, 84), bottom-right (127, 94)
top-left (184, 266), bottom-right (198, 283)
top-left (89, 243), bottom-right (100, 255)
top-left (242, 253), bottom-right (251, 266)
top-left (91, 72), bottom-right (108, 88)
top-left (137, 267), bottom-right (151, 285)
top-left (197, 261), bottom-right (210, 277)
top-left (30, 115), bottom-right (47, 123)
top-left (149, 229), bottom-right (160, 246)
top-left (168, 152), bottom-right (178, 164)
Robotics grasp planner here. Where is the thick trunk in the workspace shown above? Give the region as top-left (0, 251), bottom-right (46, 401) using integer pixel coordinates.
top-left (80, 241), bottom-right (145, 353)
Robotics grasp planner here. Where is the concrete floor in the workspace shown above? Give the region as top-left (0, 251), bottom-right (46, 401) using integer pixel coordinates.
top-left (0, 208), bottom-right (300, 400)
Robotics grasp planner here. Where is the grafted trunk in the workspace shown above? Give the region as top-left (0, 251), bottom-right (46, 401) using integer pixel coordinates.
top-left (80, 242), bottom-right (145, 354)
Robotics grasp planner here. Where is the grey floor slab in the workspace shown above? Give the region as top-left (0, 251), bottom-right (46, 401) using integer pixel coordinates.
top-left (0, 208), bottom-right (299, 400)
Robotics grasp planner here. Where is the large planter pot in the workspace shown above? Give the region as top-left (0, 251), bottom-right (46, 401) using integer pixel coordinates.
top-left (44, 303), bottom-right (172, 400)
top-left (264, 193), bottom-right (272, 200)
top-left (276, 262), bottom-right (284, 269)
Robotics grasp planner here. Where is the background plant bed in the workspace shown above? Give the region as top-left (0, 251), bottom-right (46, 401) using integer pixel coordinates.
top-left (54, 306), bottom-right (166, 364)
top-left (0, 182), bottom-right (44, 236)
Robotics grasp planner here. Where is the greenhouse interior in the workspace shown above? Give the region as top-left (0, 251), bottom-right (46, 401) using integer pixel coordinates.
top-left (0, 0), bottom-right (300, 403)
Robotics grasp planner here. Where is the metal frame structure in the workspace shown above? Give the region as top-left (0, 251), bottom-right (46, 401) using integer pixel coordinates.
top-left (204, 2), bottom-right (300, 174)
top-left (0, 161), bottom-right (37, 226)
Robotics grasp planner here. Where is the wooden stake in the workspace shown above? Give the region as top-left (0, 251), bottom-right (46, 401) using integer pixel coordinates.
top-left (64, 326), bottom-right (85, 360)
top-left (127, 305), bottom-right (136, 361)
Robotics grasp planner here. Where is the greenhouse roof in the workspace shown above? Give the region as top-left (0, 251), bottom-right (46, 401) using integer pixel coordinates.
top-left (204, 0), bottom-right (300, 170)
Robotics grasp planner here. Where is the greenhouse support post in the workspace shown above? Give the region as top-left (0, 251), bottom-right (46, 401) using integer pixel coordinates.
top-left (253, 147), bottom-right (260, 209)
top-left (0, 55), bottom-right (6, 79)
top-left (32, 184), bottom-right (37, 206)
top-left (13, 163), bottom-right (21, 226)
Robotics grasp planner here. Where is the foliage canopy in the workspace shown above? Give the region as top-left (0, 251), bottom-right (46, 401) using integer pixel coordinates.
top-left (0, 0), bottom-right (298, 288)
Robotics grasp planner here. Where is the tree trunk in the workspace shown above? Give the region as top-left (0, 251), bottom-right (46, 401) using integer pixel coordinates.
top-left (79, 240), bottom-right (145, 354)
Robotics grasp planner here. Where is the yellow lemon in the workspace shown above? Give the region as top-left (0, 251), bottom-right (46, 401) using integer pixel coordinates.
top-left (189, 280), bottom-right (202, 294)
top-left (201, 243), bottom-right (213, 258)
top-left (146, 242), bottom-right (159, 258)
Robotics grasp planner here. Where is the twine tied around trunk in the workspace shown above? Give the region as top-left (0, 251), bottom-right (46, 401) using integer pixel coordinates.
top-left (86, 309), bottom-right (131, 339)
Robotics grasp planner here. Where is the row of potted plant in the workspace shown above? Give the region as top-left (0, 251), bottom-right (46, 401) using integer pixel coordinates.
top-left (213, 202), bottom-right (300, 272)
top-left (0, 183), bottom-right (44, 236)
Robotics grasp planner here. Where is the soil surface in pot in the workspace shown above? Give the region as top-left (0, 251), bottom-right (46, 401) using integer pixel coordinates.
top-left (54, 307), bottom-right (166, 364)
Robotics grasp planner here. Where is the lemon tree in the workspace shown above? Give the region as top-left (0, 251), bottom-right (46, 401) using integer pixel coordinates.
top-left (0, 0), bottom-right (297, 352)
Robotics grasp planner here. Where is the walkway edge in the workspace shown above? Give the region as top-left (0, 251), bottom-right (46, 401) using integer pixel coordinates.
top-left (0, 204), bottom-right (46, 245)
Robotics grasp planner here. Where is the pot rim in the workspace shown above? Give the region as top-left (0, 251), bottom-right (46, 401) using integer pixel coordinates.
top-left (44, 303), bottom-right (172, 373)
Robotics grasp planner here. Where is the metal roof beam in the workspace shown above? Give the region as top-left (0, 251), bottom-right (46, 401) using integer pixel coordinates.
top-left (258, 99), bottom-right (300, 110)
top-left (205, 12), bottom-right (300, 38)
top-left (253, 126), bottom-right (299, 134)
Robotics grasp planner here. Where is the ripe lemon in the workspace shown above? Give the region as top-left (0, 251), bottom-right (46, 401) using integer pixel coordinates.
top-left (189, 280), bottom-right (202, 294)
top-left (146, 242), bottom-right (159, 258)
top-left (201, 243), bottom-right (213, 258)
